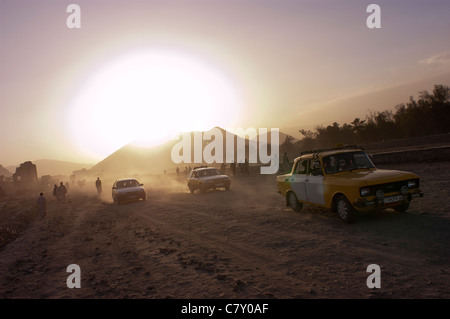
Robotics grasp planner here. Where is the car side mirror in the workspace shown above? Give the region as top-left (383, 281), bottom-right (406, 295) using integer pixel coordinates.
top-left (140, 183), bottom-right (144, 186)
top-left (112, 187), bottom-right (116, 189)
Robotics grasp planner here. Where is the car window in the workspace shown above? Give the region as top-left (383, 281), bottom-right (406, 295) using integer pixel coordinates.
top-left (207, 169), bottom-right (221, 176)
top-left (129, 180), bottom-right (138, 187)
top-left (308, 159), bottom-right (323, 176)
top-left (116, 181), bottom-right (125, 188)
top-left (323, 156), bottom-right (338, 174)
top-left (323, 152), bottom-right (374, 173)
top-left (294, 160), bottom-right (307, 174)
top-left (116, 180), bottom-right (140, 188)
top-left (353, 152), bottom-right (373, 168)
top-left (197, 169), bottom-right (221, 177)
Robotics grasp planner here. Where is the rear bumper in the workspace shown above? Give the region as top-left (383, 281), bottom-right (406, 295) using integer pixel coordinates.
top-left (203, 180), bottom-right (231, 189)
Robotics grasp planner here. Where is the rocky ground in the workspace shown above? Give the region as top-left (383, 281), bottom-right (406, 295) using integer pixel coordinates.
top-left (0, 161), bottom-right (449, 299)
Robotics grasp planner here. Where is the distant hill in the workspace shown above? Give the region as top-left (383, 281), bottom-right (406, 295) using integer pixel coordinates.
top-left (90, 141), bottom-right (175, 177)
top-left (0, 165), bottom-right (12, 177)
top-left (253, 130), bottom-right (298, 145)
top-left (89, 127), bottom-right (286, 177)
top-left (7, 160), bottom-right (93, 177)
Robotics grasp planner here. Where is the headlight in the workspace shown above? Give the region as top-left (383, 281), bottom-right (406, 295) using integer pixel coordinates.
top-left (400, 186), bottom-right (409, 196)
top-left (407, 180), bottom-right (417, 188)
top-left (376, 190), bottom-right (384, 200)
top-left (360, 187), bottom-right (371, 196)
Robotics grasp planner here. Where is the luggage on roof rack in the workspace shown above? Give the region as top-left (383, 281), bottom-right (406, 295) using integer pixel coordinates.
top-left (299, 145), bottom-right (364, 156)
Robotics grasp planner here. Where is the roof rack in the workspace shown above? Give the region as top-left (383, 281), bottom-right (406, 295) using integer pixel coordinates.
top-left (299, 145), bottom-right (364, 157)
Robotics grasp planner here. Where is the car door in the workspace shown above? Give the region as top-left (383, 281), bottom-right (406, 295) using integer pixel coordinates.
top-left (305, 159), bottom-right (326, 205)
top-left (190, 171), bottom-right (200, 188)
top-left (290, 159), bottom-right (308, 202)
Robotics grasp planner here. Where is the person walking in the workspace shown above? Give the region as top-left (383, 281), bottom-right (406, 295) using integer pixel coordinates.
top-left (53, 184), bottom-right (59, 202)
top-left (37, 193), bottom-right (47, 219)
top-left (95, 177), bottom-right (102, 195)
top-left (58, 182), bottom-right (67, 203)
top-left (220, 163), bottom-right (227, 174)
top-left (230, 161), bottom-right (236, 176)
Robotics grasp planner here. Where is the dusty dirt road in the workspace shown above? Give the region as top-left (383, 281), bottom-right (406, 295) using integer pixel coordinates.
top-left (0, 162), bottom-right (449, 299)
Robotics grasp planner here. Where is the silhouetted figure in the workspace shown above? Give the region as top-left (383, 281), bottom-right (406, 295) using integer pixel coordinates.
top-left (58, 182), bottom-right (67, 203)
top-left (230, 162), bottom-right (236, 176)
top-left (283, 152), bottom-right (289, 164)
top-left (220, 163), bottom-right (226, 174)
top-left (283, 152), bottom-right (290, 172)
top-left (239, 162), bottom-right (244, 174)
top-left (37, 192), bottom-right (46, 219)
top-left (53, 184), bottom-right (59, 202)
top-left (96, 177), bottom-right (102, 195)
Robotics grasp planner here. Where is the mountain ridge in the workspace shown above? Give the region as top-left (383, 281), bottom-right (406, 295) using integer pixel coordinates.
top-left (90, 127), bottom-right (293, 177)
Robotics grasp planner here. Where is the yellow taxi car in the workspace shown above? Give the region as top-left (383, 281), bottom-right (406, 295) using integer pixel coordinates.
top-left (276, 147), bottom-right (423, 223)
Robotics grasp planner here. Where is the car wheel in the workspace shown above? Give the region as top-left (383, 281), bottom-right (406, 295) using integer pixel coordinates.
top-left (335, 195), bottom-right (355, 223)
top-left (188, 184), bottom-right (195, 193)
top-left (287, 192), bottom-right (303, 212)
top-left (142, 194), bottom-right (147, 201)
top-left (225, 184), bottom-right (230, 190)
top-left (393, 202), bottom-right (409, 213)
top-left (200, 183), bottom-right (207, 193)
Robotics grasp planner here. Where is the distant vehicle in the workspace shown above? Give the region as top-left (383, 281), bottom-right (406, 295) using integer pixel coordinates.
top-left (187, 166), bottom-right (231, 193)
top-left (112, 178), bottom-right (146, 204)
top-left (276, 146), bottom-right (423, 223)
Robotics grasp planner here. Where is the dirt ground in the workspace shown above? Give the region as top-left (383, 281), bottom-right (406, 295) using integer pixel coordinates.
top-left (0, 161), bottom-right (449, 299)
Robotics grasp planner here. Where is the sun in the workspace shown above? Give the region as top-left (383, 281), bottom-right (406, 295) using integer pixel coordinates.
top-left (66, 49), bottom-right (242, 159)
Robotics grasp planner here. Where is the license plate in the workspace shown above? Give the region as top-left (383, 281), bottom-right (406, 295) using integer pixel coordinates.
top-left (383, 195), bottom-right (403, 204)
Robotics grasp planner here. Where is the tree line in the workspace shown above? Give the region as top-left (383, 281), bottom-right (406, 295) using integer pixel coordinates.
top-left (289, 84), bottom-right (450, 151)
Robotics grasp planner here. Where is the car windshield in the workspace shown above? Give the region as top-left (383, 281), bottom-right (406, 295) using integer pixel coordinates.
top-left (322, 151), bottom-right (375, 174)
top-left (197, 169), bottom-right (222, 177)
top-left (116, 180), bottom-right (140, 188)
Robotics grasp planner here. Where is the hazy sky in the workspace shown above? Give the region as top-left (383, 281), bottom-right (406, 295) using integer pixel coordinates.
top-left (1, 0), bottom-right (450, 166)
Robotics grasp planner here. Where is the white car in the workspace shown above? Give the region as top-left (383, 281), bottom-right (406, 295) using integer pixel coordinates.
top-left (112, 178), bottom-right (146, 204)
top-left (187, 167), bottom-right (231, 193)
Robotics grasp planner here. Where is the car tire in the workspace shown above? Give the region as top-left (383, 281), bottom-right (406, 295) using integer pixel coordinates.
top-left (225, 184), bottom-right (230, 190)
top-left (287, 192), bottom-right (303, 212)
top-left (188, 185), bottom-right (195, 193)
top-left (335, 195), bottom-right (356, 223)
top-left (200, 183), bottom-right (207, 193)
top-left (393, 202), bottom-right (409, 213)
